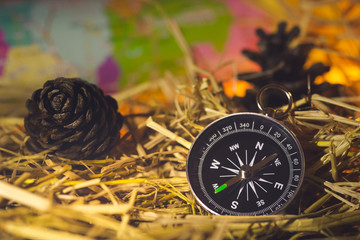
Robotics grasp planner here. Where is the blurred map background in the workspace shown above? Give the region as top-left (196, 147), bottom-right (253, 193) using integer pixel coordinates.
top-left (0, 0), bottom-right (275, 93)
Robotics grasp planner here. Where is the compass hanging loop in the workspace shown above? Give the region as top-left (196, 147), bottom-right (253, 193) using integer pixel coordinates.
top-left (256, 84), bottom-right (293, 119)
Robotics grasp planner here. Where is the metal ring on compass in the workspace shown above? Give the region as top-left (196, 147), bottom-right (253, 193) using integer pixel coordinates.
top-left (256, 84), bottom-right (293, 119)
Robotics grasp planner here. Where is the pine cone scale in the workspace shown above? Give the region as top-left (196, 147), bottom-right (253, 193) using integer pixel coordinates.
top-left (50, 93), bottom-right (66, 112)
top-left (63, 114), bottom-right (85, 129)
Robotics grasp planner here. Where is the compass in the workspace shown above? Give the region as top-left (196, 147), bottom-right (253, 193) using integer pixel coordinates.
top-left (186, 85), bottom-right (305, 216)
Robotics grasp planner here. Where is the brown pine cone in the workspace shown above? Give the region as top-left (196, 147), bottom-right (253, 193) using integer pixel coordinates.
top-left (235, 21), bottom-right (330, 111)
top-left (24, 77), bottom-right (123, 160)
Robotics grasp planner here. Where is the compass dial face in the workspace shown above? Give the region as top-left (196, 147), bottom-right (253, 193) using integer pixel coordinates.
top-left (186, 113), bottom-right (305, 216)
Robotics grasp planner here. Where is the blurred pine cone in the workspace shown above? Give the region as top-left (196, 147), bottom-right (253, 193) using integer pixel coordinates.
top-left (24, 77), bottom-right (123, 160)
top-left (235, 21), bottom-right (331, 111)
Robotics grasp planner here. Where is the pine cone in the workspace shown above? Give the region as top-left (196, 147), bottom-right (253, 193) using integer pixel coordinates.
top-left (235, 21), bottom-right (331, 111)
top-left (24, 77), bottom-right (123, 160)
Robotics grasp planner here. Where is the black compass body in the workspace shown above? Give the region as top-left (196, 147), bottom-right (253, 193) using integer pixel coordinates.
top-left (186, 113), bottom-right (305, 216)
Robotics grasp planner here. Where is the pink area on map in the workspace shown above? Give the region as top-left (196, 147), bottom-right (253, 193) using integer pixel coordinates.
top-left (96, 56), bottom-right (121, 94)
top-left (0, 28), bottom-right (9, 76)
top-left (192, 0), bottom-right (273, 81)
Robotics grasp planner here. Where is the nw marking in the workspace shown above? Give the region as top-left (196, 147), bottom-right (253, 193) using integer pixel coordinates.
top-left (229, 143), bottom-right (240, 151)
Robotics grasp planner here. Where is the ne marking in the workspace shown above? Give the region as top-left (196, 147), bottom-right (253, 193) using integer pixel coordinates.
top-left (280, 137), bottom-right (287, 144)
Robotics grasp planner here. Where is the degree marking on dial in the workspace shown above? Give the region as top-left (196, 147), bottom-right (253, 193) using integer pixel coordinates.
top-left (218, 130), bottom-right (222, 136)
top-left (267, 126), bottom-right (273, 134)
top-left (290, 152), bottom-right (297, 156)
top-left (221, 166), bottom-right (239, 174)
top-left (234, 121), bottom-right (237, 130)
top-left (252, 121), bottom-right (254, 130)
top-left (235, 152), bottom-right (244, 167)
top-left (280, 137), bottom-right (287, 144)
top-left (290, 184), bottom-right (297, 187)
top-left (227, 157), bottom-right (240, 169)
top-left (293, 169), bottom-right (301, 171)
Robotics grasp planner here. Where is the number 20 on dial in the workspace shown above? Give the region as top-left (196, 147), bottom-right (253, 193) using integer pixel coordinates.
top-left (186, 113), bottom-right (305, 216)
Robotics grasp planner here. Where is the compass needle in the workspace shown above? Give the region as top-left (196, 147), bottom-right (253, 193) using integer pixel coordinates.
top-left (215, 184), bottom-right (227, 194)
top-left (251, 153), bottom-right (278, 173)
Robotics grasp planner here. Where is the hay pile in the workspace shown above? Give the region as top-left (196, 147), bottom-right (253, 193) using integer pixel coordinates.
top-left (0, 72), bottom-right (360, 239)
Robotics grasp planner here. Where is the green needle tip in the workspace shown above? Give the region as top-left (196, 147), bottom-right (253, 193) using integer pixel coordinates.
top-left (215, 184), bottom-right (227, 194)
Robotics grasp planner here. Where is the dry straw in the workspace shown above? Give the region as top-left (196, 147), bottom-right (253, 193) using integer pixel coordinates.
top-left (1, 1), bottom-right (360, 239)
